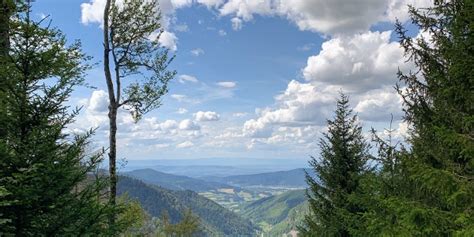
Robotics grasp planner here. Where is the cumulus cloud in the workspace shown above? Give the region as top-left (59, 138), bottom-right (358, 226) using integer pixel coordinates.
top-left (196, 0), bottom-right (224, 8)
top-left (170, 94), bottom-right (188, 102)
top-left (354, 88), bottom-right (403, 121)
top-left (190, 48), bottom-right (205, 56)
top-left (243, 80), bottom-right (336, 138)
top-left (233, 112), bottom-right (248, 117)
top-left (194, 111), bottom-right (220, 122)
top-left (80, 0), bottom-right (106, 25)
top-left (171, 0), bottom-right (192, 8)
top-left (385, 0), bottom-right (432, 23)
top-left (158, 31), bottom-right (178, 51)
top-left (88, 90), bottom-right (109, 113)
top-left (231, 17), bottom-right (243, 30)
top-left (217, 0), bottom-right (387, 35)
top-left (303, 31), bottom-right (412, 92)
top-left (179, 119), bottom-right (201, 130)
top-left (214, 0), bottom-right (433, 36)
top-left (178, 74), bottom-right (199, 83)
top-left (176, 141), bottom-right (194, 148)
top-left (177, 108), bottom-right (188, 114)
top-left (216, 81), bottom-right (236, 88)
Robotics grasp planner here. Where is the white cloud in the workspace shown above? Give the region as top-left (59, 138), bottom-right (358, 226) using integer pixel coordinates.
top-left (171, 94), bottom-right (188, 102)
top-left (179, 119), bottom-right (201, 130)
top-left (233, 112), bottom-right (248, 117)
top-left (178, 74), bottom-right (199, 83)
top-left (216, 81), bottom-right (236, 88)
top-left (354, 88), bottom-right (403, 121)
top-left (303, 31), bottom-right (412, 92)
top-left (158, 31), bottom-right (178, 51)
top-left (88, 90), bottom-right (109, 113)
top-left (277, 0), bottom-right (387, 35)
top-left (159, 119), bottom-right (179, 130)
top-left (194, 111), bottom-right (220, 122)
top-left (231, 17), bottom-right (243, 31)
top-left (219, 0), bottom-right (273, 21)
top-left (215, 0), bottom-right (433, 36)
top-left (177, 108), bottom-right (188, 114)
top-left (385, 0), bottom-right (432, 23)
top-left (218, 29), bottom-right (227, 36)
top-left (297, 43), bottom-right (314, 52)
top-left (218, 0), bottom-right (386, 35)
top-left (243, 80), bottom-right (336, 138)
top-left (176, 141), bottom-right (194, 148)
top-left (171, 0), bottom-right (192, 8)
top-left (196, 0), bottom-right (224, 8)
top-left (190, 48), bottom-right (205, 56)
top-left (80, 0), bottom-right (107, 25)
top-left (174, 23), bottom-right (189, 32)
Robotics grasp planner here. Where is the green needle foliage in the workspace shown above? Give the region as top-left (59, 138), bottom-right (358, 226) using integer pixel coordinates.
top-left (355, 0), bottom-right (474, 236)
top-left (300, 93), bottom-right (371, 236)
top-left (0, 4), bottom-right (123, 236)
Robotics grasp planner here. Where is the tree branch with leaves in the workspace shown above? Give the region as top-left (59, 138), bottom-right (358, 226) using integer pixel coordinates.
top-left (102, 0), bottom-right (176, 217)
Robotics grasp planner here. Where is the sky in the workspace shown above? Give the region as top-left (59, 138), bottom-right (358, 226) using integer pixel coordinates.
top-left (31, 0), bottom-right (430, 161)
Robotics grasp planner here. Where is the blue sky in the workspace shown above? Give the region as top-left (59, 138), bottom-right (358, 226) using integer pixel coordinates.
top-left (32, 0), bottom-right (430, 161)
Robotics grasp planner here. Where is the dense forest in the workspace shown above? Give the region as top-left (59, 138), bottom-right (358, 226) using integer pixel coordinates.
top-left (0, 0), bottom-right (472, 236)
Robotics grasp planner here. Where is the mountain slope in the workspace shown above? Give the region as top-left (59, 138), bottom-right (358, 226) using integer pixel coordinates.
top-left (117, 176), bottom-right (257, 236)
top-left (240, 189), bottom-right (308, 235)
top-left (124, 168), bottom-right (236, 192)
top-left (201, 169), bottom-right (308, 188)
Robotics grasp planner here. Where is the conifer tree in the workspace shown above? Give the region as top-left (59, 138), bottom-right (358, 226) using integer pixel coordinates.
top-left (356, 1), bottom-right (473, 235)
top-left (300, 93), bottom-right (370, 236)
top-left (383, 0), bottom-right (472, 234)
top-left (0, 3), bottom-right (122, 235)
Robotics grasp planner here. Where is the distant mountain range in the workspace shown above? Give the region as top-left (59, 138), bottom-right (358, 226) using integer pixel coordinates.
top-left (240, 189), bottom-right (308, 236)
top-left (117, 176), bottom-right (257, 236)
top-left (119, 158), bottom-right (310, 177)
top-left (201, 168), bottom-right (309, 188)
top-left (124, 168), bottom-right (237, 192)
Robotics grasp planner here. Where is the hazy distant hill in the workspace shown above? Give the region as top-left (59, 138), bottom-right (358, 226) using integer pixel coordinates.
top-left (117, 176), bottom-right (257, 236)
top-left (124, 168), bottom-right (236, 192)
top-left (240, 189), bottom-right (308, 235)
top-left (201, 168), bottom-right (309, 188)
top-left (121, 158), bottom-right (309, 177)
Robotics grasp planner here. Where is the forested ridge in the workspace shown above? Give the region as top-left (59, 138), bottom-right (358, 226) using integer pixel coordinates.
top-left (117, 176), bottom-right (257, 236)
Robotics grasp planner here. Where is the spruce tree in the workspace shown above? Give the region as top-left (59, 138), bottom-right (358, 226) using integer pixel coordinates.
top-left (300, 93), bottom-right (370, 236)
top-left (0, 3), bottom-right (122, 235)
top-left (358, 0), bottom-right (473, 235)
top-left (394, 0), bottom-right (472, 234)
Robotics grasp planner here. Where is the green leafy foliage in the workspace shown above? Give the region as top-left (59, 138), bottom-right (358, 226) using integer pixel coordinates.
top-left (108, 0), bottom-right (176, 120)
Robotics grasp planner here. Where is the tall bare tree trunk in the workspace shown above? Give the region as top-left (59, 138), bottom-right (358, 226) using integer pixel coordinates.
top-left (102, 0), bottom-right (117, 223)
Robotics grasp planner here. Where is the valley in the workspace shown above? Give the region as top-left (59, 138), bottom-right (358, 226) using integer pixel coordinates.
top-left (119, 167), bottom-right (310, 236)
